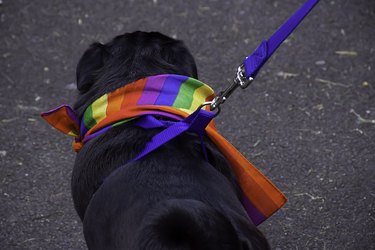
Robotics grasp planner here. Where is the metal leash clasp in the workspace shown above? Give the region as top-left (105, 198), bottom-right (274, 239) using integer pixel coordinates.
top-left (210, 64), bottom-right (254, 111)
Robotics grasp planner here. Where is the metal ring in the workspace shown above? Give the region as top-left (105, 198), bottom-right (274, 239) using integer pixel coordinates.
top-left (198, 101), bottom-right (221, 117)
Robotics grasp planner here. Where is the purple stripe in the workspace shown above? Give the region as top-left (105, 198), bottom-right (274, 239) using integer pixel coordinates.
top-left (80, 118), bottom-right (89, 137)
top-left (65, 106), bottom-right (80, 125)
top-left (242, 193), bottom-right (267, 226)
top-left (154, 75), bottom-right (188, 106)
top-left (137, 75), bottom-right (168, 105)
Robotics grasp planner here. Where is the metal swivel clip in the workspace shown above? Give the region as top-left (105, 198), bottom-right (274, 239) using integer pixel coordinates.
top-left (210, 65), bottom-right (254, 112)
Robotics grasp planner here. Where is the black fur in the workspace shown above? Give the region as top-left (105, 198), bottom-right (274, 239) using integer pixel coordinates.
top-left (71, 31), bottom-right (270, 249)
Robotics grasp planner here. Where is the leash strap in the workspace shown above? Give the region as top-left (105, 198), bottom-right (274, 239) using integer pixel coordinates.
top-left (243, 0), bottom-right (320, 79)
top-left (129, 109), bottom-right (214, 163)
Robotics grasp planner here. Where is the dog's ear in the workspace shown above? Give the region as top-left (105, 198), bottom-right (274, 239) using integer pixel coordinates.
top-left (76, 42), bottom-right (109, 93)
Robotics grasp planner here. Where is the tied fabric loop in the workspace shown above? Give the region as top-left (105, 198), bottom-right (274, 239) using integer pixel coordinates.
top-left (131, 109), bottom-right (214, 163)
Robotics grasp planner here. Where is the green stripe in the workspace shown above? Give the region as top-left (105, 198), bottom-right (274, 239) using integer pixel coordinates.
top-left (83, 105), bottom-right (96, 129)
top-left (172, 78), bottom-right (203, 109)
top-left (111, 117), bottom-right (137, 127)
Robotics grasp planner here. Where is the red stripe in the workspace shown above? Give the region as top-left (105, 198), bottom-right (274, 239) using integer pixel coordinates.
top-left (120, 78), bottom-right (147, 109)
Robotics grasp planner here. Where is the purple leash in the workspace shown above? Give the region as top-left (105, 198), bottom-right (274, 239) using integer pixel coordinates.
top-left (243, 0), bottom-right (320, 79)
top-left (100, 108), bottom-right (214, 187)
top-left (90, 0), bottom-right (320, 225)
top-left (211, 0), bottom-right (320, 111)
top-left (101, 0), bottom-right (319, 221)
top-left (127, 0), bottom-right (320, 164)
top-left (130, 108), bottom-right (215, 163)
top-left (113, 0), bottom-right (320, 174)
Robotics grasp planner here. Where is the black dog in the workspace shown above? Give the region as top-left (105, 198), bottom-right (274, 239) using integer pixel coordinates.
top-left (71, 31), bottom-right (270, 249)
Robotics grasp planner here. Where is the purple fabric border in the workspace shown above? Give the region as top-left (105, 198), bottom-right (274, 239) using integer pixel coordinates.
top-left (141, 111), bottom-right (182, 121)
top-left (65, 106), bottom-right (80, 125)
top-left (242, 193), bottom-right (266, 226)
top-left (41, 104), bottom-right (67, 116)
top-left (41, 104), bottom-right (79, 125)
top-left (83, 126), bottom-right (112, 143)
top-left (82, 110), bottom-right (184, 144)
top-left (80, 118), bottom-right (88, 138)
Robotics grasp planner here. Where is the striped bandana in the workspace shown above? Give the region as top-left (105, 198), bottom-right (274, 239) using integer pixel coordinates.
top-left (41, 74), bottom-right (287, 225)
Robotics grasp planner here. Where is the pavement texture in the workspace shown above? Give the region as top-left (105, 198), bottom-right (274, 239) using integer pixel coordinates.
top-left (1, 0), bottom-right (374, 249)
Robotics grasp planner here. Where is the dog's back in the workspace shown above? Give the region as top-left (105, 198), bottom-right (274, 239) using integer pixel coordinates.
top-left (84, 145), bottom-right (250, 249)
top-left (71, 31), bottom-right (270, 249)
top-left (81, 134), bottom-right (268, 249)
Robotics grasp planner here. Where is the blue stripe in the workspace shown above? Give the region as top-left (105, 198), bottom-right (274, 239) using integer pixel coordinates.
top-left (154, 75), bottom-right (188, 106)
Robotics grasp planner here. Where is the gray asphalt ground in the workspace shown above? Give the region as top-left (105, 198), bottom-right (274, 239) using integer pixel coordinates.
top-left (1, 0), bottom-right (374, 249)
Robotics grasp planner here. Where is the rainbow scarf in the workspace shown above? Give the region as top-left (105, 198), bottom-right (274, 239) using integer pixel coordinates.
top-left (41, 74), bottom-right (287, 225)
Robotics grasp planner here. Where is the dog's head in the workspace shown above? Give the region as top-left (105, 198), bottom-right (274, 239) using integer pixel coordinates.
top-left (74, 31), bottom-right (198, 118)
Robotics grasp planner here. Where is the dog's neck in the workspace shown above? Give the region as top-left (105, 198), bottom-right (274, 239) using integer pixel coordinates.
top-left (80, 74), bottom-right (215, 142)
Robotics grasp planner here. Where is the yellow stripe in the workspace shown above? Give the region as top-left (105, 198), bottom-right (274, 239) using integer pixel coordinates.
top-left (67, 130), bottom-right (79, 137)
top-left (91, 94), bottom-right (108, 124)
top-left (190, 85), bottom-right (214, 111)
top-left (179, 108), bottom-right (193, 115)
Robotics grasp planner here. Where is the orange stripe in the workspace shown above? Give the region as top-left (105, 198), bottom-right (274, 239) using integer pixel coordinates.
top-left (206, 128), bottom-right (287, 217)
top-left (106, 87), bottom-right (127, 116)
top-left (42, 107), bottom-right (79, 136)
top-left (205, 93), bottom-right (215, 102)
top-left (120, 78), bottom-right (147, 109)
